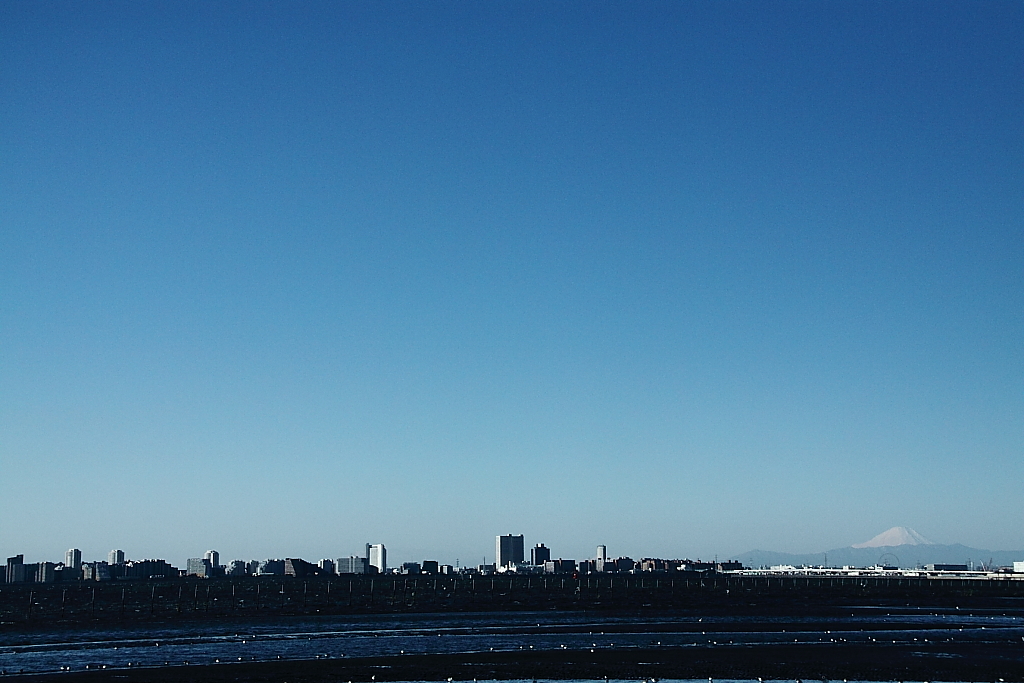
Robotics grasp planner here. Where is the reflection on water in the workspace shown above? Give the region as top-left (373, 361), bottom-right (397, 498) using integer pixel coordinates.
top-left (0, 609), bottom-right (1021, 676)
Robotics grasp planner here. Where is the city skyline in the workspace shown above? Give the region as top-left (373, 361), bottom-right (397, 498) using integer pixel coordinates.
top-left (5, 523), bottom-right (1022, 575)
top-left (2, 2), bottom-right (1021, 563)
top-left (2, 537), bottom-right (653, 573)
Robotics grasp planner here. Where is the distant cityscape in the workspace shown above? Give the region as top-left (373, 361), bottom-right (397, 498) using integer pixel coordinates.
top-left (3, 534), bottom-right (747, 585)
top-left (6, 532), bottom-right (1024, 586)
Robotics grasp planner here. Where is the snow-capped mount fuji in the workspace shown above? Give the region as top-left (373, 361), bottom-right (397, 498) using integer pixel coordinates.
top-left (851, 526), bottom-right (934, 548)
top-left (736, 527), bottom-right (1024, 569)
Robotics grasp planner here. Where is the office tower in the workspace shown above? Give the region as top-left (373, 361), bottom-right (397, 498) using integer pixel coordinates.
top-left (204, 550), bottom-right (220, 567)
top-left (65, 548), bottom-right (82, 570)
top-left (108, 549), bottom-right (125, 565)
top-left (530, 543), bottom-right (551, 566)
top-left (337, 556), bottom-right (369, 574)
top-left (496, 534), bottom-right (525, 568)
top-left (596, 545), bottom-right (607, 572)
top-left (318, 558), bottom-right (335, 574)
top-left (368, 544), bottom-right (386, 574)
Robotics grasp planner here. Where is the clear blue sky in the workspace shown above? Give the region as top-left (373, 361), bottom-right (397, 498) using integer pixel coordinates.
top-left (2, 1), bottom-right (1021, 568)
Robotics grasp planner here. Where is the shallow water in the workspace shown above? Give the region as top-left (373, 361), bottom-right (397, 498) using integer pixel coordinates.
top-left (0, 609), bottom-right (1021, 676)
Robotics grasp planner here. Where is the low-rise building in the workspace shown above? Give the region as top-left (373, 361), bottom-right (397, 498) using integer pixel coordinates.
top-left (610, 557), bottom-right (636, 572)
top-left (57, 565), bottom-right (82, 582)
top-left (640, 558), bottom-right (667, 572)
top-left (225, 560), bottom-right (247, 576)
top-left (544, 559), bottom-right (576, 574)
top-left (258, 559), bottom-right (285, 575)
top-left (123, 559), bottom-right (178, 579)
top-left (83, 561), bottom-right (112, 581)
top-left (678, 560), bottom-right (716, 572)
top-left (186, 558), bottom-right (212, 578)
top-left (497, 561), bottom-right (542, 574)
top-left (284, 558), bottom-right (324, 577)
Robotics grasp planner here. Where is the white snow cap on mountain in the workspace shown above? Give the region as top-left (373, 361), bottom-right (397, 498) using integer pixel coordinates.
top-left (852, 526), bottom-right (935, 548)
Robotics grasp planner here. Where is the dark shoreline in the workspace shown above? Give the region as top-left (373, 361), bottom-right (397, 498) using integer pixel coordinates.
top-left (4, 574), bottom-right (1024, 629)
top-left (10, 642), bottom-right (1024, 683)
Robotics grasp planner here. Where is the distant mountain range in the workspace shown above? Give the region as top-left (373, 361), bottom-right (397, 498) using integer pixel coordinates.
top-left (736, 527), bottom-right (1024, 569)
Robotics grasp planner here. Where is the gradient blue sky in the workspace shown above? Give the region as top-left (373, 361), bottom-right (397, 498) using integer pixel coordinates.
top-left (2, 1), bottom-right (1021, 568)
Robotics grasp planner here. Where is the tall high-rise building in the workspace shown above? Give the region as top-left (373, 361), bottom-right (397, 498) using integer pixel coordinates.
top-left (204, 550), bottom-right (220, 568)
top-left (65, 548), bottom-right (82, 570)
top-left (367, 544), bottom-right (386, 574)
top-left (496, 534), bottom-right (524, 568)
top-left (596, 545), bottom-right (607, 572)
top-left (530, 543), bottom-right (550, 566)
top-left (108, 549), bottom-right (125, 565)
